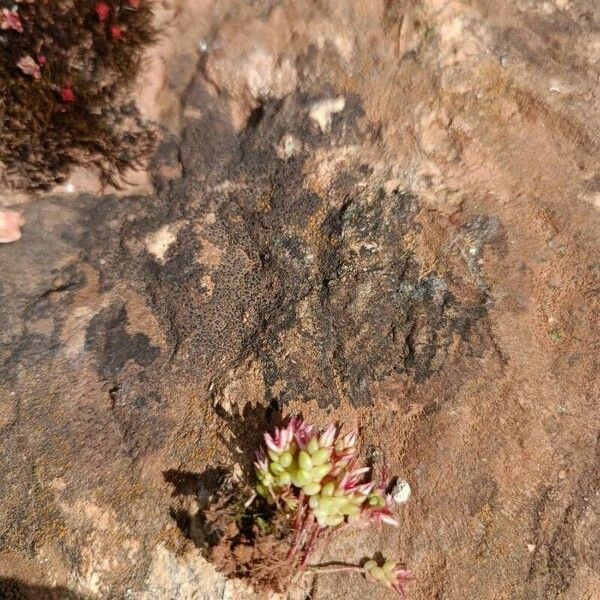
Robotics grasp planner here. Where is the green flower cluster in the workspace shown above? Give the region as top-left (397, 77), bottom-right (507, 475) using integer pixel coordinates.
top-left (364, 559), bottom-right (398, 585)
top-left (367, 489), bottom-right (388, 508)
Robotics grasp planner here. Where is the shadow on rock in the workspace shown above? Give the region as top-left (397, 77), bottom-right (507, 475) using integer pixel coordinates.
top-left (0, 578), bottom-right (86, 600)
top-left (163, 402), bottom-right (293, 553)
top-left (213, 400), bottom-right (287, 474)
top-left (164, 466), bottom-right (228, 550)
top-left (163, 466), bottom-right (228, 499)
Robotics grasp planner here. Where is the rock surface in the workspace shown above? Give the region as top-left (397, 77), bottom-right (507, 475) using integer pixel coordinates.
top-left (1, 1), bottom-right (599, 599)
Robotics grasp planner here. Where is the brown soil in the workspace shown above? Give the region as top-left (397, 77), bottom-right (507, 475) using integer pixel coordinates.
top-left (193, 492), bottom-right (295, 593)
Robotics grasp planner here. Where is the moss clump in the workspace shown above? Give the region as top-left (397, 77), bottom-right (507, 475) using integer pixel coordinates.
top-left (0, 0), bottom-right (156, 191)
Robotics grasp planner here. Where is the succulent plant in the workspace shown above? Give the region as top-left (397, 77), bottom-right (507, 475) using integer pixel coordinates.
top-left (309, 555), bottom-right (412, 598)
top-left (249, 417), bottom-right (412, 597)
top-left (364, 557), bottom-right (412, 598)
top-left (194, 416), bottom-right (412, 596)
top-left (254, 418), bottom-right (398, 530)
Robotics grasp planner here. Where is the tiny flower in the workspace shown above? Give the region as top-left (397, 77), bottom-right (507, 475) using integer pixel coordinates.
top-left (95, 2), bottom-right (111, 22)
top-left (127, 0), bottom-right (141, 7)
top-left (59, 86), bottom-right (75, 103)
top-left (17, 55), bottom-right (41, 80)
top-left (319, 424), bottom-right (336, 448)
top-left (1, 8), bottom-right (24, 32)
top-left (264, 425), bottom-right (290, 454)
top-left (371, 510), bottom-right (400, 527)
top-left (254, 449), bottom-right (268, 473)
top-left (340, 465), bottom-right (370, 491)
top-left (331, 429), bottom-right (358, 474)
top-left (110, 25), bottom-right (124, 40)
top-left (365, 491), bottom-right (399, 526)
top-left (293, 420), bottom-right (316, 450)
top-left (37, 55), bottom-right (47, 66)
top-left (356, 481), bottom-right (375, 496)
top-left (343, 429), bottom-right (358, 448)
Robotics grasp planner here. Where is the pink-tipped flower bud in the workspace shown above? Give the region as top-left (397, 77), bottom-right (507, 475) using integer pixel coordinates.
top-left (377, 512), bottom-right (400, 527)
top-left (343, 429), bottom-right (358, 448)
top-left (254, 449), bottom-right (268, 473)
top-left (319, 424), bottom-right (336, 448)
top-left (365, 491), bottom-right (400, 527)
top-left (294, 421), bottom-right (316, 450)
top-left (341, 466), bottom-right (370, 491)
top-left (356, 482), bottom-right (375, 496)
top-left (264, 426), bottom-right (290, 453)
top-left (1, 8), bottom-right (24, 33)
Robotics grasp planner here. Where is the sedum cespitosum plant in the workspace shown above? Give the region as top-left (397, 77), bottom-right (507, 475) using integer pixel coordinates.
top-left (255, 418), bottom-right (397, 527)
top-left (252, 418), bottom-right (411, 596)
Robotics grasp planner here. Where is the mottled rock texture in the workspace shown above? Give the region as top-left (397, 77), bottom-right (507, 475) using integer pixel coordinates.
top-left (1, 1), bottom-right (599, 599)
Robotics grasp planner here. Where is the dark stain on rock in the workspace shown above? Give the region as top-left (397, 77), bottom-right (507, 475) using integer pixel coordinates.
top-left (1, 264), bottom-right (86, 382)
top-left (85, 303), bottom-right (160, 379)
top-left (179, 72), bottom-right (239, 183)
top-left (244, 179), bottom-right (488, 407)
top-left (1, 333), bottom-right (61, 383)
top-left (132, 88), bottom-right (490, 408)
top-left (132, 391), bottom-right (161, 409)
top-left (526, 433), bottom-right (600, 597)
top-left (466, 472), bottom-right (498, 515)
top-left (2, 82), bottom-right (491, 418)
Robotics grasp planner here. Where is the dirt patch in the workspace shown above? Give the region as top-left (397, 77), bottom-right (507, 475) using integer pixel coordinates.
top-left (170, 482), bottom-right (296, 594)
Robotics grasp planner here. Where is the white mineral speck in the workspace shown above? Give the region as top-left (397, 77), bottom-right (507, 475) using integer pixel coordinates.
top-left (392, 479), bottom-right (412, 504)
top-left (309, 97), bottom-right (346, 132)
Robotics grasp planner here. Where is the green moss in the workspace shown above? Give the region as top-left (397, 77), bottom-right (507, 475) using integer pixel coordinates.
top-left (549, 328), bottom-right (563, 342)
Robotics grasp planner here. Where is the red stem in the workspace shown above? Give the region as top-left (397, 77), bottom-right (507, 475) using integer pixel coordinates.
top-left (308, 564), bottom-right (409, 598)
top-left (300, 523), bottom-right (321, 568)
top-left (295, 491), bottom-right (305, 529)
top-left (287, 502), bottom-right (312, 561)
